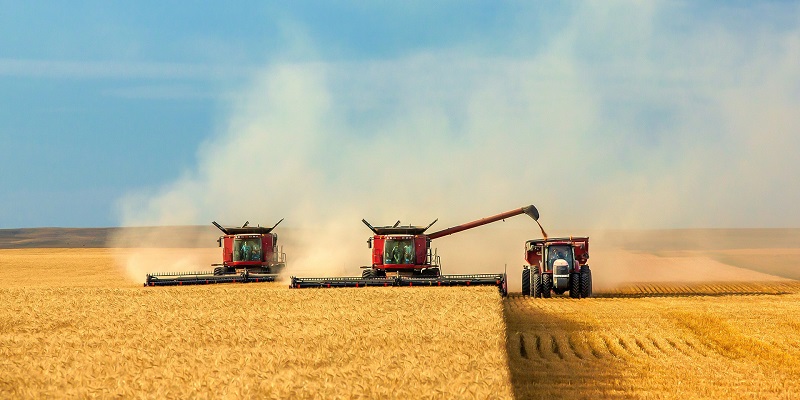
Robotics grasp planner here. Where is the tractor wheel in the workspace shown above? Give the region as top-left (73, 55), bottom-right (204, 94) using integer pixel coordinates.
top-left (213, 267), bottom-right (224, 276)
top-left (580, 266), bottom-right (593, 298)
top-left (532, 272), bottom-right (542, 298)
top-left (569, 273), bottom-right (581, 298)
top-left (362, 268), bottom-right (377, 279)
top-left (521, 268), bottom-right (531, 296)
top-left (541, 274), bottom-right (553, 298)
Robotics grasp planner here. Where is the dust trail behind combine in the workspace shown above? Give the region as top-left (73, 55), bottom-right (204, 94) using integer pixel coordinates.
top-left (586, 228), bottom-right (800, 292)
top-left (589, 249), bottom-right (792, 292)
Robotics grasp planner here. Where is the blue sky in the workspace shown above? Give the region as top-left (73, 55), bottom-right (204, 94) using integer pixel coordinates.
top-left (2, 2), bottom-right (799, 229)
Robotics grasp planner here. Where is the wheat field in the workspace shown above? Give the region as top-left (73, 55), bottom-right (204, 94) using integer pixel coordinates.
top-left (505, 284), bottom-right (800, 399)
top-left (503, 247), bottom-right (800, 399)
top-left (0, 249), bottom-right (512, 399)
top-left (2, 246), bottom-right (800, 399)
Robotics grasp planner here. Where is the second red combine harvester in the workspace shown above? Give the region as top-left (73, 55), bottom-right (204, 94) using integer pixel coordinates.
top-left (290, 204), bottom-right (540, 296)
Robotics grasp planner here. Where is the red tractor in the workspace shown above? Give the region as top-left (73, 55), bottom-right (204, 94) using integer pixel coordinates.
top-left (144, 220), bottom-right (286, 286)
top-left (521, 236), bottom-right (592, 298)
top-left (290, 204), bottom-right (540, 296)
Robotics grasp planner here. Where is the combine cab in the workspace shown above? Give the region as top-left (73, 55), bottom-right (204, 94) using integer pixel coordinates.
top-left (144, 220), bottom-right (287, 286)
top-left (521, 237), bottom-right (592, 298)
top-left (290, 205), bottom-right (541, 296)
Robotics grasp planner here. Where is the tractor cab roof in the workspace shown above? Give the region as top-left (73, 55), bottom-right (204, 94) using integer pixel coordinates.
top-left (526, 236), bottom-right (589, 247)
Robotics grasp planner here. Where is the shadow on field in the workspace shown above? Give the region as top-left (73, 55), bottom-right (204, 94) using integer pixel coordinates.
top-left (503, 296), bottom-right (631, 399)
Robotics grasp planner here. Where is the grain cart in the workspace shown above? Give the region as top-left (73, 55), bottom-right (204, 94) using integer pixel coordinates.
top-left (521, 236), bottom-right (592, 298)
top-left (290, 204), bottom-right (541, 296)
top-left (144, 220), bottom-right (287, 286)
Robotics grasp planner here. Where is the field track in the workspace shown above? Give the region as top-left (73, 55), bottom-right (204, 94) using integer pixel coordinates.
top-left (505, 284), bottom-right (800, 399)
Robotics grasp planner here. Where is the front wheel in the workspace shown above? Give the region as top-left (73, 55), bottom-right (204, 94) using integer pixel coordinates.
top-left (541, 273), bottom-right (553, 298)
top-left (521, 268), bottom-right (531, 296)
top-left (580, 266), bottom-right (593, 298)
top-left (532, 272), bottom-right (542, 298)
top-left (213, 267), bottom-right (224, 276)
top-left (569, 273), bottom-right (581, 298)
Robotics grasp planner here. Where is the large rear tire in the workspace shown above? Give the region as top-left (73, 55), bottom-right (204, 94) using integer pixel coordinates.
top-left (541, 273), bottom-right (553, 298)
top-left (532, 272), bottom-right (542, 298)
top-left (569, 273), bottom-right (581, 298)
top-left (580, 266), bottom-right (592, 298)
top-left (362, 268), bottom-right (376, 279)
top-left (521, 268), bottom-right (531, 296)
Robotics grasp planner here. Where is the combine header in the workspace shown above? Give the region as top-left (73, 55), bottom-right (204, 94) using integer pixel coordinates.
top-left (290, 205), bottom-right (541, 296)
top-left (144, 220), bottom-right (287, 286)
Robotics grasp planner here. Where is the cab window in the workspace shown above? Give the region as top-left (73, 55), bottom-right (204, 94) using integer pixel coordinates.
top-left (233, 238), bottom-right (262, 261)
top-left (384, 239), bottom-right (415, 264)
top-left (547, 245), bottom-right (573, 268)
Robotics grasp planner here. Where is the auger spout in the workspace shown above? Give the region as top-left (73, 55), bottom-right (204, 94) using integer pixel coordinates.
top-left (427, 204), bottom-right (539, 240)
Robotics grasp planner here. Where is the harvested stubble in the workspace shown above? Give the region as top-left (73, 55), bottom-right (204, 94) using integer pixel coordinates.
top-left (0, 249), bottom-right (513, 399)
top-left (505, 285), bottom-right (800, 399)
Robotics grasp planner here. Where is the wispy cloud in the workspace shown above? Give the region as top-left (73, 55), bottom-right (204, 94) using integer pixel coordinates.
top-left (0, 59), bottom-right (256, 80)
top-left (101, 85), bottom-right (222, 100)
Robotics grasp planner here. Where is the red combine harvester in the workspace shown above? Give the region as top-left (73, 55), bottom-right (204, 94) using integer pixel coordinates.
top-left (144, 220), bottom-right (287, 286)
top-left (521, 236), bottom-right (592, 298)
top-left (290, 205), bottom-right (540, 296)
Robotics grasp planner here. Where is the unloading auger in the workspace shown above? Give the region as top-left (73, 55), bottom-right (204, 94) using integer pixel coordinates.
top-left (290, 204), bottom-right (541, 296)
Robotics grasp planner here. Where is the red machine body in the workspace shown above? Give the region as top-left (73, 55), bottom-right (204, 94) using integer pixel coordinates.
top-left (522, 236), bottom-right (592, 298)
top-left (216, 231), bottom-right (285, 274)
top-left (525, 236), bottom-right (589, 274)
top-left (368, 235), bottom-right (430, 274)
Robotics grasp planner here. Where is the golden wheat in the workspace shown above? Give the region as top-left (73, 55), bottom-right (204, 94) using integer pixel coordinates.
top-left (0, 249), bottom-right (513, 399)
top-left (505, 288), bottom-right (800, 399)
top-left (3, 247), bottom-right (800, 399)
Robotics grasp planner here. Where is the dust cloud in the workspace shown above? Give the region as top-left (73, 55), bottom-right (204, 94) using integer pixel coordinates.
top-left (108, 226), bottom-right (219, 282)
top-left (111, 3), bottom-right (800, 285)
top-left (111, 62), bottom-right (557, 282)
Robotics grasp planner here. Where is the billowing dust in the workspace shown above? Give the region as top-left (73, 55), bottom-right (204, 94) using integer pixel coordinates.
top-left (105, 63), bottom-right (604, 284)
top-left (109, 227), bottom-right (220, 282)
top-left (109, 60), bottom-right (800, 286)
top-left (110, 218), bottom-right (798, 291)
top-left (589, 249), bottom-right (791, 291)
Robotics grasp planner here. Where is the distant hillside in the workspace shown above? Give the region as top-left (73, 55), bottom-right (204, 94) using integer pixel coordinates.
top-left (2, 227), bottom-right (798, 250)
top-left (0, 226), bottom-right (219, 248)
